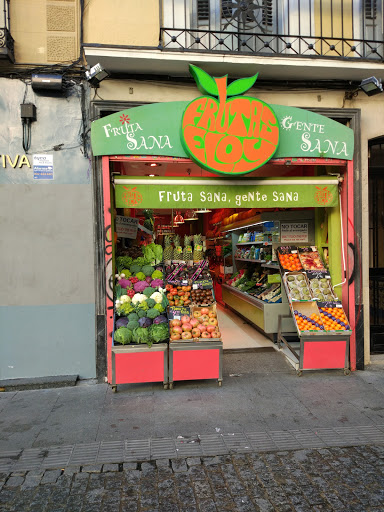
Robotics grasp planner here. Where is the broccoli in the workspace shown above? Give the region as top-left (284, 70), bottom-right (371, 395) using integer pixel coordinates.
top-left (146, 298), bottom-right (156, 308)
top-left (137, 309), bottom-right (147, 319)
top-left (128, 312), bottom-right (139, 322)
top-left (114, 327), bottom-right (132, 345)
top-left (143, 286), bottom-right (156, 298)
top-left (130, 264), bottom-right (142, 275)
top-left (142, 265), bottom-right (155, 277)
top-left (147, 308), bottom-right (160, 319)
top-left (127, 320), bottom-right (140, 331)
top-left (136, 272), bottom-right (146, 281)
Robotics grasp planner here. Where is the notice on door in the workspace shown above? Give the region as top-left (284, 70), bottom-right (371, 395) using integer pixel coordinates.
top-left (115, 216), bottom-right (139, 239)
top-left (280, 222), bottom-right (309, 243)
top-left (33, 154), bottom-right (53, 180)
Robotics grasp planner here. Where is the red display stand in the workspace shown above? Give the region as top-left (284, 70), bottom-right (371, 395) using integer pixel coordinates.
top-left (111, 343), bottom-right (169, 391)
top-left (168, 341), bottom-right (223, 389)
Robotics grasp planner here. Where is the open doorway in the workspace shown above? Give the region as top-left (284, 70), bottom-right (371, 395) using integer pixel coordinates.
top-left (369, 136), bottom-right (384, 353)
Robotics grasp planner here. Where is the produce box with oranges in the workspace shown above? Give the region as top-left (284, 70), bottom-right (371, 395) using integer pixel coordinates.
top-left (291, 302), bottom-right (325, 333)
top-left (318, 304), bottom-right (351, 332)
top-left (277, 247), bottom-right (303, 272)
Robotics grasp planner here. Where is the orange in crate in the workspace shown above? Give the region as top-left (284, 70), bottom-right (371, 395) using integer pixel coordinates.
top-left (319, 307), bottom-right (350, 331)
top-left (279, 252), bottom-right (303, 271)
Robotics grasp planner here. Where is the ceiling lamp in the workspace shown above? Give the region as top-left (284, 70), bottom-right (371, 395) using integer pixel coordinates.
top-left (194, 207), bottom-right (212, 213)
top-left (174, 211), bottom-right (184, 224)
top-left (359, 76), bottom-right (383, 96)
top-left (184, 209), bottom-right (198, 221)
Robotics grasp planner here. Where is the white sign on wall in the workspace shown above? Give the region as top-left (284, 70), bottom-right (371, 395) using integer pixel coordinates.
top-left (280, 222), bottom-right (309, 243)
top-left (115, 216), bottom-right (139, 239)
top-left (33, 154), bottom-right (53, 180)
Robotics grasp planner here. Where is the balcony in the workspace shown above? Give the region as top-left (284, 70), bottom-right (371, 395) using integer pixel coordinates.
top-left (160, 0), bottom-right (384, 61)
top-left (0, 0), bottom-right (14, 63)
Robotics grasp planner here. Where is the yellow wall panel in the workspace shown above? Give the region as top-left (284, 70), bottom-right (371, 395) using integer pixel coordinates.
top-left (83, 0), bottom-right (159, 47)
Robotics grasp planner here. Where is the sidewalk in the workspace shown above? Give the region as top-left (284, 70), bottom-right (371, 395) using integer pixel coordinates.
top-left (1, 350), bottom-right (384, 510)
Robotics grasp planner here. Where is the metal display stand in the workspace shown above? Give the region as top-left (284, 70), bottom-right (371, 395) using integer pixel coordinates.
top-left (168, 341), bottom-right (223, 389)
top-left (111, 343), bottom-right (169, 391)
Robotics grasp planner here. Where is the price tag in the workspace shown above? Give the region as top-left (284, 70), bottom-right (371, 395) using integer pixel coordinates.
top-left (186, 247), bottom-right (192, 253)
top-left (193, 284), bottom-right (198, 289)
top-left (176, 246), bottom-right (183, 253)
top-left (182, 280), bottom-right (189, 285)
top-left (196, 245), bottom-right (203, 251)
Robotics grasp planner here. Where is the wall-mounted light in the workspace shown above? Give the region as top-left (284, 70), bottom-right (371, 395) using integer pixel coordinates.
top-left (359, 76), bottom-right (383, 96)
top-left (145, 163), bottom-right (162, 167)
top-left (85, 63), bottom-right (110, 87)
top-left (145, 174), bottom-right (159, 177)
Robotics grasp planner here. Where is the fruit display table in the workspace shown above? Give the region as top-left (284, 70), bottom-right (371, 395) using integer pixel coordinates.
top-left (111, 343), bottom-right (169, 391)
top-left (168, 340), bottom-right (223, 389)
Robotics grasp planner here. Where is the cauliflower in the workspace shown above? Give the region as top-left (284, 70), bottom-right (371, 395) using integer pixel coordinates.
top-left (120, 295), bottom-right (131, 304)
top-left (151, 270), bottom-right (163, 280)
top-left (134, 281), bottom-right (148, 293)
top-left (151, 279), bottom-right (164, 289)
top-left (132, 293), bottom-right (147, 305)
top-left (150, 291), bottom-right (163, 304)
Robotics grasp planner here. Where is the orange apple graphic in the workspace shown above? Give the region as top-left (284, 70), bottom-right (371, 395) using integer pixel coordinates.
top-left (181, 64), bottom-right (279, 175)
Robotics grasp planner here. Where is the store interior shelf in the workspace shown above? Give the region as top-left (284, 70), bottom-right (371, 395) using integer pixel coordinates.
top-left (236, 241), bottom-right (272, 246)
top-left (220, 216), bottom-right (263, 233)
top-left (261, 263), bottom-right (280, 270)
top-left (222, 283), bottom-right (264, 310)
top-left (235, 258), bottom-right (266, 263)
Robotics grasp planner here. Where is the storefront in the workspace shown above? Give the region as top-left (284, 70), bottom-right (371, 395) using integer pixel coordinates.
top-left (91, 65), bottom-right (357, 389)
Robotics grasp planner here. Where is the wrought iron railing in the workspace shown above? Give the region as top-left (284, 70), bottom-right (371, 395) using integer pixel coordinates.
top-left (160, 0), bottom-right (384, 60)
top-left (0, 0), bottom-right (14, 62)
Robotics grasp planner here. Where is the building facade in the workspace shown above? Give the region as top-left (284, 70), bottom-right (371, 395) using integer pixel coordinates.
top-left (1, 0), bottom-right (384, 381)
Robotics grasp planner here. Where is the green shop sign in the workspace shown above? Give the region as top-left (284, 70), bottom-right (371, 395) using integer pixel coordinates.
top-left (114, 177), bottom-right (339, 209)
top-left (91, 68), bottom-right (354, 174)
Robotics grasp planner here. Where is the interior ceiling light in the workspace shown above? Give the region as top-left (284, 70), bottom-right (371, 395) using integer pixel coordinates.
top-left (145, 163), bottom-right (162, 167)
top-left (174, 211), bottom-right (184, 224)
top-left (194, 207), bottom-right (212, 213)
top-left (145, 174), bottom-right (159, 177)
top-left (184, 209), bottom-right (198, 221)
top-left (359, 76), bottom-right (383, 96)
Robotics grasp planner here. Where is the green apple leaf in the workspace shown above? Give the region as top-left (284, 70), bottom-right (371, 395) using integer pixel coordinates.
top-left (226, 73), bottom-right (259, 97)
top-left (189, 64), bottom-right (219, 97)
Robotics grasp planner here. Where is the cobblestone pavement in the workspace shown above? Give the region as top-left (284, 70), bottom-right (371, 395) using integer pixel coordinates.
top-left (1, 445), bottom-right (384, 511)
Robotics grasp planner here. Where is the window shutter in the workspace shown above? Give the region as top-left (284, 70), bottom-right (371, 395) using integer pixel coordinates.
top-left (262, 0), bottom-right (273, 27)
top-left (197, 0), bottom-right (209, 21)
top-left (365, 0), bottom-right (377, 19)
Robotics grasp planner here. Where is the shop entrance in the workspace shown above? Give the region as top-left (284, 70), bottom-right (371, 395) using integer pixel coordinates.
top-left (100, 155), bottom-right (356, 387)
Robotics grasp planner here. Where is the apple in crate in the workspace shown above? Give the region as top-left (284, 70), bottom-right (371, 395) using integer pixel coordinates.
top-left (190, 318), bottom-right (199, 328)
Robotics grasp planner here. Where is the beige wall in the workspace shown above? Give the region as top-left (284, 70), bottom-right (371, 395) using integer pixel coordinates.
top-left (97, 79), bottom-right (384, 365)
top-left (83, 0), bottom-right (159, 47)
top-left (11, 0), bottom-right (80, 64)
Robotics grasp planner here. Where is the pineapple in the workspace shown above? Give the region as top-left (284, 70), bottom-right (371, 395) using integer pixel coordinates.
top-left (173, 234), bottom-right (182, 261)
top-left (183, 235), bottom-right (193, 261)
top-left (163, 234), bottom-right (173, 261)
top-left (193, 233), bottom-right (203, 262)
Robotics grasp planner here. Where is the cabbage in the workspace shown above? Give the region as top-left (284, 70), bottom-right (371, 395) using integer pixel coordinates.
top-left (114, 327), bottom-right (132, 345)
top-left (153, 315), bottom-right (167, 325)
top-left (149, 323), bottom-right (169, 343)
top-left (115, 317), bottom-right (129, 329)
top-left (139, 317), bottom-right (152, 328)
